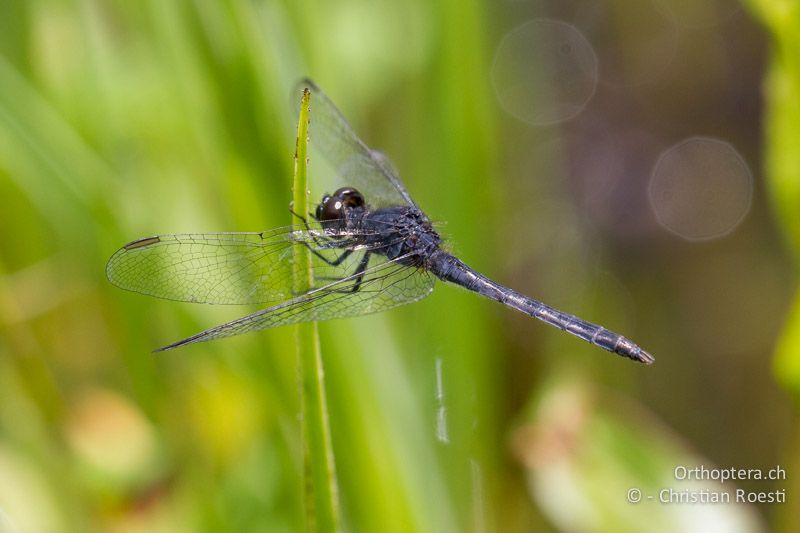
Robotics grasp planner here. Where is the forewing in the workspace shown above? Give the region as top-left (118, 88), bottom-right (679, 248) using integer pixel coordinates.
top-left (155, 253), bottom-right (435, 350)
top-left (105, 225), bottom-right (399, 305)
top-left (296, 79), bottom-right (418, 209)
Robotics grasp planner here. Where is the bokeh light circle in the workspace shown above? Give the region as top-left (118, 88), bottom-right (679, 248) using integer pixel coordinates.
top-left (648, 137), bottom-right (752, 241)
top-left (492, 19), bottom-right (598, 126)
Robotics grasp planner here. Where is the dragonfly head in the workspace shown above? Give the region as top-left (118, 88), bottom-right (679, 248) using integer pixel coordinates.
top-left (315, 187), bottom-right (365, 222)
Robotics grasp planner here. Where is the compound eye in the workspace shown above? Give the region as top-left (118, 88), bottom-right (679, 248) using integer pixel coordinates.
top-left (315, 195), bottom-right (330, 220)
top-left (333, 187), bottom-right (365, 208)
top-left (318, 196), bottom-right (344, 221)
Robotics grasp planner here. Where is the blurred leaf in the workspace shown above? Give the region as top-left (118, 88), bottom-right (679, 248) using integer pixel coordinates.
top-left (746, 2), bottom-right (800, 257)
top-left (745, 5), bottom-right (800, 531)
top-left (514, 379), bottom-right (764, 533)
top-left (745, 2), bottom-right (800, 388)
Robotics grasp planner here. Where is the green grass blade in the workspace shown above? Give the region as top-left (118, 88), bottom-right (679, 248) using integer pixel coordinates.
top-left (292, 86), bottom-right (342, 532)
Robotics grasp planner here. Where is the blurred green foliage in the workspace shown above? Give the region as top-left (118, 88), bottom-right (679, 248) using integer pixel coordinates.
top-left (747, 1), bottom-right (800, 384)
top-left (0, 1), bottom-right (795, 532)
top-left (746, 1), bottom-right (800, 529)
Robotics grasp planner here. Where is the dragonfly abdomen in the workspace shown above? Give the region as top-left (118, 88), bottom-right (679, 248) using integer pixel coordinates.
top-left (429, 252), bottom-right (654, 364)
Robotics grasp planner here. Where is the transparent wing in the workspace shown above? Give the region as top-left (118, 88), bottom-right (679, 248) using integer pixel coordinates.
top-left (296, 79), bottom-right (418, 209)
top-left (155, 252), bottom-right (435, 351)
top-left (105, 223), bottom-right (405, 305)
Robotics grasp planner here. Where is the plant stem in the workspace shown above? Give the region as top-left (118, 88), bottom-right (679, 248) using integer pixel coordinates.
top-left (292, 86), bottom-right (342, 532)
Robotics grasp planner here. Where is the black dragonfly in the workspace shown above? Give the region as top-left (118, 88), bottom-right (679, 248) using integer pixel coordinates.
top-left (106, 80), bottom-right (654, 364)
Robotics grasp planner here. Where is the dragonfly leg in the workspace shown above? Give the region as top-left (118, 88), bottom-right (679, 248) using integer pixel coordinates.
top-left (289, 207), bottom-right (324, 245)
top-left (288, 207), bottom-right (318, 226)
top-left (313, 251), bottom-right (371, 293)
top-left (348, 251), bottom-right (371, 293)
top-left (309, 247), bottom-right (353, 266)
top-left (290, 248), bottom-right (356, 297)
top-left (288, 207), bottom-right (308, 224)
top-left (290, 207), bottom-right (355, 266)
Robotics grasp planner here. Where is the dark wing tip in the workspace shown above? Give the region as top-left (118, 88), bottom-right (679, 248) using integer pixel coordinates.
top-left (153, 328), bottom-right (215, 353)
top-left (152, 339), bottom-right (187, 353)
top-left (106, 236), bottom-right (161, 284)
top-left (123, 236), bottom-right (161, 250)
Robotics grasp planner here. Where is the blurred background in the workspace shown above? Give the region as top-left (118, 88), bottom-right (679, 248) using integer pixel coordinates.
top-left (1, 0), bottom-right (798, 531)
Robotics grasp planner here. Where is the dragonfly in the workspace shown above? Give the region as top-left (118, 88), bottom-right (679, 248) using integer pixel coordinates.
top-left (106, 79), bottom-right (654, 364)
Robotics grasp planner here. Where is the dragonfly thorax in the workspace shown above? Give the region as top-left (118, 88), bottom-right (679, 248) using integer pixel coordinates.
top-left (363, 206), bottom-right (442, 265)
top-left (314, 187), bottom-right (442, 264)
